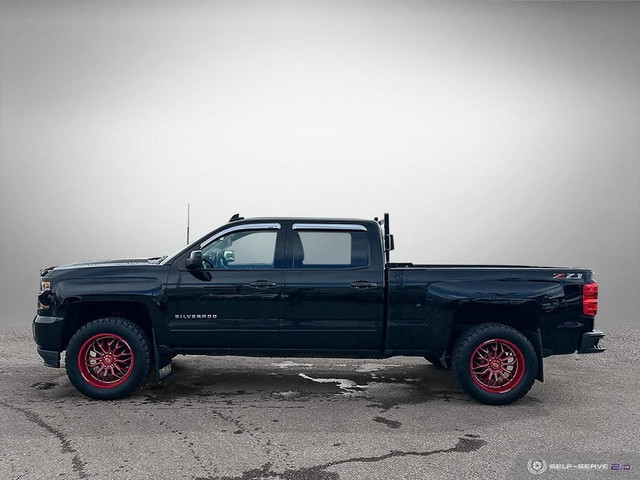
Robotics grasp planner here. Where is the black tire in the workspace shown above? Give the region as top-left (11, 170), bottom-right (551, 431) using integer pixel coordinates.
top-left (424, 355), bottom-right (447, 369)
top-left (66, 317), bottom-right (151, 400)
top-left (452, 323), bottom-right (538, 405)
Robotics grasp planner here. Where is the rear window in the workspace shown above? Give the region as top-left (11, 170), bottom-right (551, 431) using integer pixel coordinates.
top-left (293, 231), bottom-right (368, 268)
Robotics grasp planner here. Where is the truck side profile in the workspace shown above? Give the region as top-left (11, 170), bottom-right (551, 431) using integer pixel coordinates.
top-left (33, 214), bottom-right (605, 405)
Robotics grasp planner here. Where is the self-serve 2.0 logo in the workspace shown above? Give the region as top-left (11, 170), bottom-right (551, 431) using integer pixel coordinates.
top-left (527, 459), bottom-right (548, 474)
top-left (526, 458), bottom-right (632, 474)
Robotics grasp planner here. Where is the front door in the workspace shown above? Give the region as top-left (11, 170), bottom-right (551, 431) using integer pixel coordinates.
top-left (169, 224), bottom-right (284, 349)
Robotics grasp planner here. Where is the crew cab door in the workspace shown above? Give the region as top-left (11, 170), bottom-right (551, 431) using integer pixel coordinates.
top-left (168, 223), bottom-right (284, 349)
top-left (280, 223), bottom-right (384, 351)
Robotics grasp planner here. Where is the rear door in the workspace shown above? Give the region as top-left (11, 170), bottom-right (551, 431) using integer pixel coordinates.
top-left (280, 222), bottom-right (384, 351)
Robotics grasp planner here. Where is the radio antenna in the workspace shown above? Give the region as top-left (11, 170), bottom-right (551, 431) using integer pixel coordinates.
top-left (186, 202), bottom-right (190, 244)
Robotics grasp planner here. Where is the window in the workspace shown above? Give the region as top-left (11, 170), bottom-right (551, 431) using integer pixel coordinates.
top-left (201, 230), bottom-right (277, 269)
top-left (292, 231), bottom-right (368, 268)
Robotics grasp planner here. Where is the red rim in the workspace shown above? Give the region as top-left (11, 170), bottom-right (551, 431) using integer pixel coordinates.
top-left (77, 333), bottom-right (134, 389)
top-left (469, 338), bottom-right (525, 394)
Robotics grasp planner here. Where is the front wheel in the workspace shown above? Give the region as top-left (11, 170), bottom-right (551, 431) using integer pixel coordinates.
top-left (452, 324), bottom-right (538, 405)
top-left (66, 317), bottom-right (151, 400)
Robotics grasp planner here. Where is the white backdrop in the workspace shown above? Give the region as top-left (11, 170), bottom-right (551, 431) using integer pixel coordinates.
top-left (1, 1), bottom-right (638, 328)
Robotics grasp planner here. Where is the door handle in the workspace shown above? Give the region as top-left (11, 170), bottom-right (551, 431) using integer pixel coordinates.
top-left (349, 281), bottom-right (378, 289)
top-left (249, 281), bottom-right (278, 289)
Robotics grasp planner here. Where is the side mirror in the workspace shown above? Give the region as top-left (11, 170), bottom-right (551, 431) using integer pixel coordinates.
top-left (223, 250), bottom-right (235, 263)
top-left (185, 250), bottom-right (203, 270)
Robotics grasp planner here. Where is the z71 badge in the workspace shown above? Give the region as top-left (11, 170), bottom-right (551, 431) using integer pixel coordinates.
top-left (553, 273), bottom-right (583, 280)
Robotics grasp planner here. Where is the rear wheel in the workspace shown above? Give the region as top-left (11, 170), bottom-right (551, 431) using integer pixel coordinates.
top-left (66, 317), bottom-right (151, 400)
top-left (452, 324), bottom-right (537, 405)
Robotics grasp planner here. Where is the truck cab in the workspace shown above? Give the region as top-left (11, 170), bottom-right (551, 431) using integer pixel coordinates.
top-left (164, 218), bottom-right (384, 353)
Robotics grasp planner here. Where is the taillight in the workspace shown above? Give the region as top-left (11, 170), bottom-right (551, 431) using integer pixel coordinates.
top-left (583, 283), bottom-right (598, 316)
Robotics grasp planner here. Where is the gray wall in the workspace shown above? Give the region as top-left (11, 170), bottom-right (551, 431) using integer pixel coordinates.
top-left (1, 1), bottom-right (638, 329)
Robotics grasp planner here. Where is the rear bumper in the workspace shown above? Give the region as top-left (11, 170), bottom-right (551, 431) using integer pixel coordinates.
top-left (577, 330), bottom-right (605, 354)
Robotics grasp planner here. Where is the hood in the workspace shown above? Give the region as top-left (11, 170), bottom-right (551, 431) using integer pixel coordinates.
top-left (41, 258), bottom-right (160, 276)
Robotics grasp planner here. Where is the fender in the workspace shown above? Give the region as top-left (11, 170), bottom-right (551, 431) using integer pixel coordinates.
top-left (427, 280), bottom-right (565, 313)
top-left (428, 281), bottom-right (553, 382)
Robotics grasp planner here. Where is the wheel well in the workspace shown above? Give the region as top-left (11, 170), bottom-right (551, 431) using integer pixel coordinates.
top-left (448, 305), bottom-right (540, 350)
top-left (448, 304), bottom-right (544, 381)
top-left (61, 301), bottom-right (153, 350)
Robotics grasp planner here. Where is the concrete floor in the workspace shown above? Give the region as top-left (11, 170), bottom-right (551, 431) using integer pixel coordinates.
top-left (0, 328), bottom-right (638, 480)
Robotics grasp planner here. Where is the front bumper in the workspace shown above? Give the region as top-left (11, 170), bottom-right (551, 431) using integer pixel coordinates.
top-left (37, 348), bottom-right (60, 368)
top-left (577, 330), bottom-right (606, 354)
top-left (33, 315), bottom-right (65, 367)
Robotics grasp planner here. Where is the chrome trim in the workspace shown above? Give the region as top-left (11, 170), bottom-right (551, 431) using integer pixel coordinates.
top-left (200, 223), bottom-right (281, 248)
top-left (292, 223), bottom-right (367, 231)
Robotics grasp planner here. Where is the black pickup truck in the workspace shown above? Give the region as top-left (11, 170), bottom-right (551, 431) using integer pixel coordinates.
top-left (33, 214), bottom-right (604, 405)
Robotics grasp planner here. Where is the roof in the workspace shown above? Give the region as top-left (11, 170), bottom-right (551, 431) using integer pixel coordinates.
top-left (232, 217), bottom-right (379, 225)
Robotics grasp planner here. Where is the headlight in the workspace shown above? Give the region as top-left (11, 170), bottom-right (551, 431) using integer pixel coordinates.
top-left (38, 281), bottom-right (53, 309)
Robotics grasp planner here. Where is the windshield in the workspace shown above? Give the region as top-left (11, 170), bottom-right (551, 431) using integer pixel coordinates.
top-left (159, 237), bottom-right (203, 265)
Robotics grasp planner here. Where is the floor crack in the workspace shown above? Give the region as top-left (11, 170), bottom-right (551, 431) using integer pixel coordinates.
top-left (0, 400), bottom-right (89, 479)
top-left (196, 435), bottom-right (487, 480)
